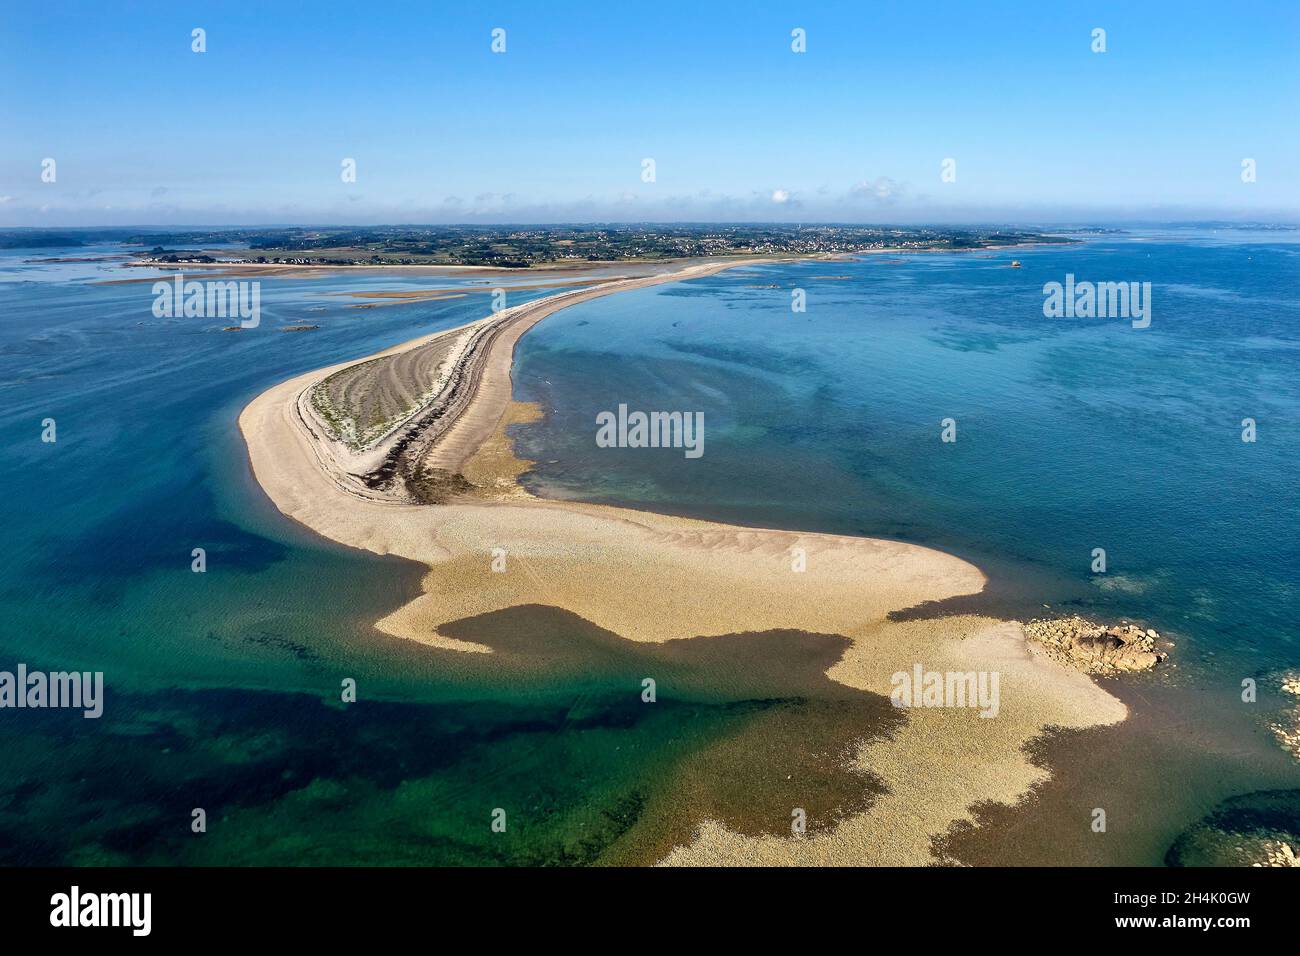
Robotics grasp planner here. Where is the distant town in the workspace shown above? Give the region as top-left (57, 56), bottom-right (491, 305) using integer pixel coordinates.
top-left (138, 225), bottom-right (1075, 266)
top-left (2, 225), bottom-right (1080, 267)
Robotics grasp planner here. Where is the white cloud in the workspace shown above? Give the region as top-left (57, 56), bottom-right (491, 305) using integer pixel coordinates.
top-left (850, 177), bottom-right (905, 203)
top-left (771, 189), bottom-right (790, 204)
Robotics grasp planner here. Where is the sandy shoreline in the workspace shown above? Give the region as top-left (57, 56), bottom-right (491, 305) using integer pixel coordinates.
top-left (238, 257), bottom-right (1127, 865)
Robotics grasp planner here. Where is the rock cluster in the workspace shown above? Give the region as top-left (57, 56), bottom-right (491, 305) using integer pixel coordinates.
top-left (1269, 674), bottom-right (1300, 760)
top-left (1252, 841), bottom-right (1299, 868)
top-left (1022, 616), bottom-right (1168, 674)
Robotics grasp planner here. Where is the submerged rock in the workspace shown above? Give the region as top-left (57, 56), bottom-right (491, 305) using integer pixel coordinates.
top-left (1166, 789), bottom-right (1300, 867)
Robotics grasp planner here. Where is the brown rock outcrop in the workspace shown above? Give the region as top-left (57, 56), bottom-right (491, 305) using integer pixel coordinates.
top-left (1022, 616), bottom-right (1168, 675)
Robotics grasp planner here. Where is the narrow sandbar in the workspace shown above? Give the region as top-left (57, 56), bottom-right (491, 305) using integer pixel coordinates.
top-left (238, 259), bottom-right (1127, 865)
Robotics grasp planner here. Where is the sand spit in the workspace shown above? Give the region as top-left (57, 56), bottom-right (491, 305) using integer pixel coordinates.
top-left (239, 259), bottom-right (1127, 865)
top-left (326, 276), bottom-right (615, 304)
top-left (288, 261), bottom-right (745, 504)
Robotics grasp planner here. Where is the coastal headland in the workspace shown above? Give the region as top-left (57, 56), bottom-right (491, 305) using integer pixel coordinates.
top-left (239, 257), bottom-right (1129, 865)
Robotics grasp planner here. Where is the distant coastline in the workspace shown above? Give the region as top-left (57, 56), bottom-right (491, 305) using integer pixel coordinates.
top-left (127, 239), bottom-right (1062, 272)
top-left (0, 223), bottom-right (1076, 268)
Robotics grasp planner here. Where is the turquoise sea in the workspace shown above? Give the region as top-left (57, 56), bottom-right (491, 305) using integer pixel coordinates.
top-left (517, 233), bottom-right (1300, 673)
top-left (1, 232), bottom-right (1298, 865)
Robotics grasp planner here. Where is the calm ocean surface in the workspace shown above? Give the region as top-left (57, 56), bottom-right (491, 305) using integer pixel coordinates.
top-left (516, 233), bottom-right (1300, 673)
top-left (1, 232), bottom-right (1296, 864)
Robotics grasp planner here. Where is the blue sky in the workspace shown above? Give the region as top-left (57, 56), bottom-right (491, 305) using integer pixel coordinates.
top-left (2, 0), bottom-right (1297, 225)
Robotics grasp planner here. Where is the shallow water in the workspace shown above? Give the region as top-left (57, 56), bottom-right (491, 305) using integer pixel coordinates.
top-left (0, 250), bottom-right (896, 864)
top-left (1, 235), bottom-right (1297, 865)
top-left (515, 233), bottom-right (1300, 675)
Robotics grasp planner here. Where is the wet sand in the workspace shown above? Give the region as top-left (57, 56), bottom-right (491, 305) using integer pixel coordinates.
top-left (239, 259), bottom-right (1129, 865)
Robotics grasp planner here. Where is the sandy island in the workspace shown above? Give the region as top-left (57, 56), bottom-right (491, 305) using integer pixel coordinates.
top-left (239, 257), bottom-right (1127, 865)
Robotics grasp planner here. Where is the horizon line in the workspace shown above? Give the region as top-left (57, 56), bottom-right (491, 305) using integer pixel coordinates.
top-left (5, 219), bottom-right (1300, 232)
